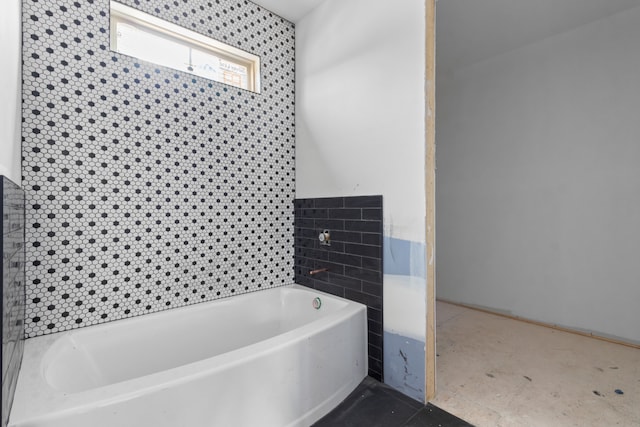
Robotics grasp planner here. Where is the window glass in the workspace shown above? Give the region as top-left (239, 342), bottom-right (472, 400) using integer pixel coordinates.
top-left (115, 22), bottom-right (190, 74)
top-left (110, 1), bottom-right (260, 92)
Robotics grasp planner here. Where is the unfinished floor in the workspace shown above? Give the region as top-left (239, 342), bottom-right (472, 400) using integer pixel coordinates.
top-left (431, 301), bottom-right (640, 426)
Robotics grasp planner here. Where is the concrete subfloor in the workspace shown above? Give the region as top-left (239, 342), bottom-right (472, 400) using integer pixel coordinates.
top-left (431, 301), bottom-right (640, 427)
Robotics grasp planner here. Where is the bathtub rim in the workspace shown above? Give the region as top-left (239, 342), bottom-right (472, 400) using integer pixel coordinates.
top-left (41, 282), bottom-right (353, 394)
top-left (9, 284), bottom-right (367, 426)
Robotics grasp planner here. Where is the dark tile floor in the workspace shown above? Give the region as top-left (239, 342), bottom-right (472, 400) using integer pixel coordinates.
top-left (313, 377), bottom-right (473, 427)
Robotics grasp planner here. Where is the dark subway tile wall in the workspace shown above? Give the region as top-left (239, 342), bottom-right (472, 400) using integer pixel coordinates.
top-left (294, 195), bottom-right (383, 381)
top-left (1, 176), bottom-right (26, 427)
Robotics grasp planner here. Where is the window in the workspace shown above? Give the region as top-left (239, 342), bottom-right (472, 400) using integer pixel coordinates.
top-left (109, 1), bottom-right (261, 93)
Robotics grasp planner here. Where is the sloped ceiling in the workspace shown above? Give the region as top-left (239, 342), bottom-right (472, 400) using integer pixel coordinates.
top-left (437, 0), bottom-right (640, 72)
top-left (251, 0), bottom-right (640, 72)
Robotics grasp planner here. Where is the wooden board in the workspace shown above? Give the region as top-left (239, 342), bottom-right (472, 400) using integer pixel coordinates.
top-left (425, 0), bottom-right (437, 402)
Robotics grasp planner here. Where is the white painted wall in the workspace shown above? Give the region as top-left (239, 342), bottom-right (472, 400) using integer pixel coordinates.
top-left (436, 5), bottom-right (640, 343)
top-left (296, 0), bottom-right (427, 398)
top-left (0, 0), bottom-right (22, 184)
top-left (295, 0), bottom-right (426, 244)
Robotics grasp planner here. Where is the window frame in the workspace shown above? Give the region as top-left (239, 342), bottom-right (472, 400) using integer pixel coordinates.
top-left (109, 0), bottom-right (261, 93)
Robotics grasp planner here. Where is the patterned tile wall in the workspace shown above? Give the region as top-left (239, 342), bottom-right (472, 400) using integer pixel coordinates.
top-left (294, 196), bottom-right (383, 381)
top-left (1, 176), bottom-right (26, 426)
top-left (22, 0), bottom-right (295, 337)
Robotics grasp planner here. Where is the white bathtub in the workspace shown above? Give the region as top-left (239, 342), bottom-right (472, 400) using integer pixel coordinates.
top-left (9, 285), bottom-right (367, 427)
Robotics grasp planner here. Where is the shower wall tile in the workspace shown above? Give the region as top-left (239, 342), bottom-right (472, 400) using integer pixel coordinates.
top-left (294, 195), bottom-right (383, 381)
top-left (22, 0), bottom-right (295, 337)
top-left (1, 176), bottom-right (26, 426)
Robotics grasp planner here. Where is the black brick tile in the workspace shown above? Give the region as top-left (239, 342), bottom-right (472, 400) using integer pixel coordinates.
top-left (294, 218), bottom-right (315, 228)
top-left (368, 307), bottom-right (383, 323)
top-left (1, 176), bottom-right (26, 415)
top-left (294, 236), bottom-right (316, 249)
top-left (345, 220), bottom-right (381, 233)
top-left (326, 273), bottom-right (362, 291)
top-left (295, 195), bottom-right (383, 381)
top-left (295, 257), bottom-right (315, 268)
top-left (295, 227), bottom-right (318, 239)
top-left (369, 330), bottom-right (382, 347)
top-left (362, 280), bottom-right (382, 297)
top-left (345, 289), bottom-right (382, 310)
top-left (369, 370), bottom-right (382, 382)
top-left (345, 243), bottom-right (381, 258)
top-left (295, 273), bottom-right (314, 287)
top-left (368, 343), bottom-right (382, 361)
top-left (362, 233), bottom-right (381, 246)
top-left (328, 252), bottom-right (362, 268)
top-left (368, 318), bottom-right (382, 335)
top-left (328, 208), bottom-right (361, 220)
top-left (344, 195), bottom-right (382, 208)
top-left (362, 208), bottom-right (382, 220)
top-left (314, 218), bottom-right (345, 230)
top-left (314, 197), bottom-right (344, 208)
top-left (331, 230), bottom-right (362, 243)
top-left (295, 246), bottom-right (329, 261)
top-left (299, 208), bottom-right (328, 219)
top-left (368, 358), bottom-right (383, 377)
top-left (308, 269), bottom-right (330, 281)
top-left (345, 266), bottom-right (382, 284)
top-left (294, 199), bottom-right (314, 209)
top-left (313, 280), bottom-right (345, 298)
top-left (344, 288), bottom-right (367, 305)
top-left (362, 257), bottom-right (382, 272)
top-left (326, 241), bottom-right (344, 253)
top-left (368, 297), bottom-right (382, 311)
top-left (313, 261), bottom-right (345, 276)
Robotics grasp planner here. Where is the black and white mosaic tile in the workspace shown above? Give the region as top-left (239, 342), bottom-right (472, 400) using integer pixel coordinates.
top-left (22, 0), bottom-right (295, 337)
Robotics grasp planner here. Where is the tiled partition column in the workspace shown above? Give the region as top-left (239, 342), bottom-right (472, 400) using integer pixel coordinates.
top-left (294, 196), bottom-right (383, 381)
top-left (22, 0), bottom-right (295, 337)
top-left (1, 176), bottom-right (26, 426)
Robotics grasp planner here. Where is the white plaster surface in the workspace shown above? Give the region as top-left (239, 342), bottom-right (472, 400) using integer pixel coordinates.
top-left (0, 0), bottom-right (22, 184)
top-left (383, 274), bottom-right (426, 342)
top-left (295, 0), bottom-right (428, 399)
top-left (295, 0), bottom-right (426, 244)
